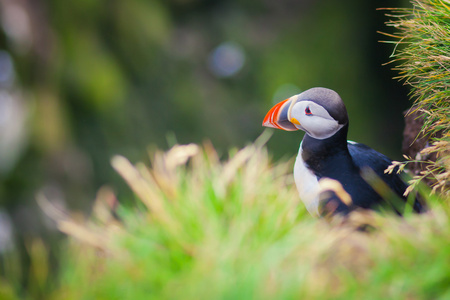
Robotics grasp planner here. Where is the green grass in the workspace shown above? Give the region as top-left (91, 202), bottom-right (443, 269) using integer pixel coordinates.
top-left (382, 0), bottom-right (450, 196)
top-left (26, 137), bottom-right (448, 299)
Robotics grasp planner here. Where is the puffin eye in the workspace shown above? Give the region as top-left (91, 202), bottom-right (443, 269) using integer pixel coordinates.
top-left (305, 107), bottom-right (312, 115)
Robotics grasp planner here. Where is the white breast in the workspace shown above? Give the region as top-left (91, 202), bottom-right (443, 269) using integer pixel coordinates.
top-left (293, 142), bottom-right (320, 216)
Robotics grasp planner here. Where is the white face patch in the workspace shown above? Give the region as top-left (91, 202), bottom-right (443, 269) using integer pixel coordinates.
top-left (293, 142), bottom-right (320, 216)
top-left (289, 100), bottom-right (344, 140)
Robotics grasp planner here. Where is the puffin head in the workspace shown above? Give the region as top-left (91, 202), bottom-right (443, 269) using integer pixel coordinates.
top-left (263, 87), bottom-right (348, 140)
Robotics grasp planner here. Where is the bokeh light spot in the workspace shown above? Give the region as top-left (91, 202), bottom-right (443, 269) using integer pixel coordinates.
top-left (208, 42), bottom-right (245, 78)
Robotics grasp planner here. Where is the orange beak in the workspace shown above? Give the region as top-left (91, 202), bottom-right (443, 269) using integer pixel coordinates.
top-left (262, 98), bottom-right (299, 131)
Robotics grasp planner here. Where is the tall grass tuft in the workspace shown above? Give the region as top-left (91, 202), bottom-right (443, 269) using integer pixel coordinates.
top-left (35, 137), bottom-right (450, 299)
top-left (382, 0), bottom-right (450, 196)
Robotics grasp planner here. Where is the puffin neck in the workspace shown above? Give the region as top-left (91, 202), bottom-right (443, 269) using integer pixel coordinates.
top-left (301, 124), bottom-right (350, 169)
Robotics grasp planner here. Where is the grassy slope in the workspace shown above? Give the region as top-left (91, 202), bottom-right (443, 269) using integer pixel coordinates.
top-left (40, 138), bottom-right (449, 299)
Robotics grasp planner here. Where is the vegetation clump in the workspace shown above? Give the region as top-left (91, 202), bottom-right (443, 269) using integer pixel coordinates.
top-left (383, 0), bottom-right (450, 195)
top-left (28, 140), bottom-right (448, 299)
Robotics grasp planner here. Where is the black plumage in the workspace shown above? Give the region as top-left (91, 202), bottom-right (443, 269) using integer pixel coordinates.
top-left (302, 123), bottom-right (424, 214)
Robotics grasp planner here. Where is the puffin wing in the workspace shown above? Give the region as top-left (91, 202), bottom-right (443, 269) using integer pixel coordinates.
top-left (348, 142), bottom-right (407, 200)
top-left (347, 141), bottom-right (393, 175)
top-left (347, 141), bottom-right (424, 212)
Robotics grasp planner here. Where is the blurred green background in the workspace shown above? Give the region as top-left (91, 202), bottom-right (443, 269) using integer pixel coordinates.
top-left (0, 0), bottom-right (410, 265)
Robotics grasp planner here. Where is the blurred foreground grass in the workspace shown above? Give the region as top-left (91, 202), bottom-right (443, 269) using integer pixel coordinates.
top-left (3, 136), bottom-right (449, 299)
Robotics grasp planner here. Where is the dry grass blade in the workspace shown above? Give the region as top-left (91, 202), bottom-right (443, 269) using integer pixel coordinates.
top-left (111, 155), bottom-right (177, 229)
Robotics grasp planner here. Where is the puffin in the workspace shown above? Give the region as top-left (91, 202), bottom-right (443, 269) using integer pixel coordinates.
top-left (262, 87), bottom-right (424, 216)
